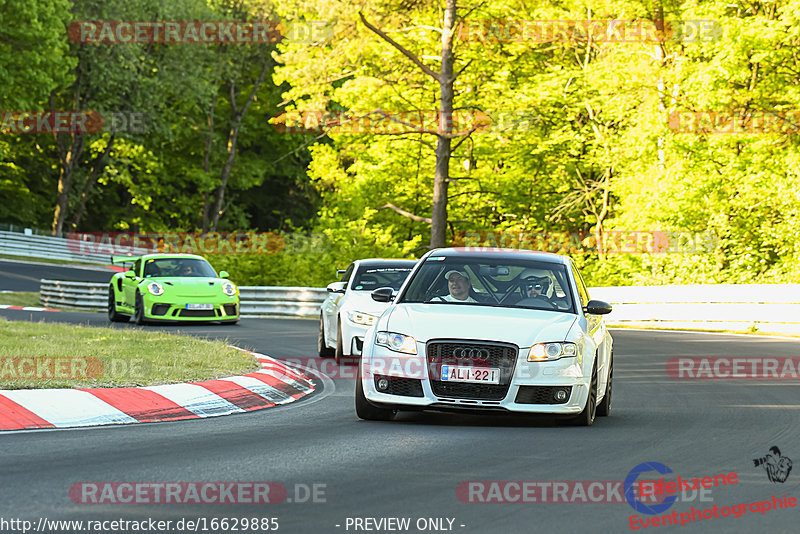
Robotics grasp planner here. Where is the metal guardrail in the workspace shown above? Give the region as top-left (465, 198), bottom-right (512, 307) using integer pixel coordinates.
top-left (0, 231), bottom-right (107, 264)
top-left (36, 280), bottom-right (800, 333)
top-left (0, 229), bottom-right (151, 264)
top-left (39, 280), bottom-right (329, 317)
top-left (591, 285), bottom-right (800, 335)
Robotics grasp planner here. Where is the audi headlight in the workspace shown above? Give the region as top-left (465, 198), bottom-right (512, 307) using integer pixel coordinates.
top-left (527, 342), bottom-right (577, 362)
top-left (375, 331), bottom-right (417, 355)
top-left (348, 311), bottom-right (378, 326)
top-left (147, 281), bottom-right (164, 296)
top-left (222, 282), bottom-right (237, 296)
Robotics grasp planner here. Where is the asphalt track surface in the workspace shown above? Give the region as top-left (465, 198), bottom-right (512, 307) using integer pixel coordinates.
top-left (1, 265), bottom-right (799, 533)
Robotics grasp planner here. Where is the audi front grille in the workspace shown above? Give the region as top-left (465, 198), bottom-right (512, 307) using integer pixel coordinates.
top-left (426, 340), bottom-right (518, 400)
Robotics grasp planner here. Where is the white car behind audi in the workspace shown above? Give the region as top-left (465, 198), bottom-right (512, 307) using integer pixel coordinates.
top-left (318, 259), bottom-right (417, 363)
top-left (356, 248), bottom-right (614, 426)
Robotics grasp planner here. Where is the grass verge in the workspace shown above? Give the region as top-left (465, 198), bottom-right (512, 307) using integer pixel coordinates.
top-left (0, 292), bottom-right (41, 307)
top-left (0, 318), bottom-right (260, 389)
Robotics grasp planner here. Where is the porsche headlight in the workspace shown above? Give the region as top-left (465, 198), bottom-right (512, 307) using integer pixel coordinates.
top-left (347, 311), bottom-right (378, 326)
top-left (222, 282), bottom-right (237, 296)
top-left (375, 331), bottom-right (417, 355)
top-left (527, 342), bottom-right (577, 362)
top-left (147, 281), bottom-right (164, 296)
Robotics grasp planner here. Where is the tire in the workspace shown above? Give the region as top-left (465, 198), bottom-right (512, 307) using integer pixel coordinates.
top-left (335, 318), bottom-right (345, 364)
top-left (570, 360), bottom-right (597, 426)
top-left (107, 289), bottom-right (128, 323)
top-left (318, 315), bottom-right (335, 358)
top-left (597, 352), bottom-right (613, 417)
top-left (355, 361), bottom-right (396, 421)
top-left (133, 292), bottom-right (147, 325)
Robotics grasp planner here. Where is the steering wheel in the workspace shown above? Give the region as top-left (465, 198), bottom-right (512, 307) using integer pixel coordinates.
top-left (515, 296), bottom-right (556, 309)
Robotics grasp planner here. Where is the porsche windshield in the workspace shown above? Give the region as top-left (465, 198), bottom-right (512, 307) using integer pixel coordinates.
top-left (143, 258), bottom-right (216, 278)
top-left (398, 258), bottom-right (576, 313)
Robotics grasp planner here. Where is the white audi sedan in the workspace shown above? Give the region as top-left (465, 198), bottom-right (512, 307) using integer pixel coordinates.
top-left (319, 259), bottom-right (417, 363)
top-left (356, 248), bottom-right (614, 426)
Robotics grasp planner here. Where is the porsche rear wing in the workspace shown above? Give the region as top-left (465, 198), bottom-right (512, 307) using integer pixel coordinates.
top-left (111, 256), bottom-right (139, 265)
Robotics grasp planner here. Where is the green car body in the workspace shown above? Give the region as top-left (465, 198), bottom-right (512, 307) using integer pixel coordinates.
top-left (108, 253), bottom-right (239, 325)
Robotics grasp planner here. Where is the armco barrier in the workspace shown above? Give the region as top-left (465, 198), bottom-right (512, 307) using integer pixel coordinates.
top-left (591, 284), bottom-right (800, 335)
top-left (35, 280), bottom-right (800, 332)
top-left (38, 280), bottom-right (329, 317)
top-left (0, 230), bottom-right (150, 264)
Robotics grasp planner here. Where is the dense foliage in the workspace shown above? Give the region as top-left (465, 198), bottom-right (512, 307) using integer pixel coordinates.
top-left (2, 0), bottom-right (799, 286)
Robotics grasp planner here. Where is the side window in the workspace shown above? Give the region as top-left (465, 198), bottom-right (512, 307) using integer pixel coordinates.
top-left (133, 259), bottom-right (142, 277)
top-left (340, 264), bottom-right (354, 285)
top-left (571, 263), bottom-right (590, 308)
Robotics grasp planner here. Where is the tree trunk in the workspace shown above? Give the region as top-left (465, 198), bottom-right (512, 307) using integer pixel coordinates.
top-left (70, 134), bottom-right (115, 230)
top-left (430, 0), bottom-right (457, 249)
top-left (209, 54), bottom-right (269, 231)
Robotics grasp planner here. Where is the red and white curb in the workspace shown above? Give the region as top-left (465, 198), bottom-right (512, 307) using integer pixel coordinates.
top-left (0, 347), bottom-right (314, 431)
top-left (0, 305), bottom-right (61, 312)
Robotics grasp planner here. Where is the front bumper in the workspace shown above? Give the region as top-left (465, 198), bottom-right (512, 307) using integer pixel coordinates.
top-left (362, 341), bottom-right (589, 414)
top-left (143, 295), bottom-right (239, 322)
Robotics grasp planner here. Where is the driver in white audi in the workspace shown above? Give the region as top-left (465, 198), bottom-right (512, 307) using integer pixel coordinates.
top-left (435, 269), bottom-right (477, 302)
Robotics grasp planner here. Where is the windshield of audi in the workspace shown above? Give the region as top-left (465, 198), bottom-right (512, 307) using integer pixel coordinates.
top-left (396, 257), bottom-right (577, 313)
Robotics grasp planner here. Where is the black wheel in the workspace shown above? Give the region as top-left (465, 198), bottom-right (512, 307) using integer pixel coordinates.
top-left (107, 289), bottom-right (128, 323)
top-left (133, 292), bottom-right (147, 325)
top-left (355, 361), bottom-right (395, 421)
top-left (571, 360), bottom-right (597, 426)
top-left (597, 352), bottom-right (613, 417)
top-left (318, 315), bottom-right (335, 358)
top-left (335, 318), bottom-right (345, 364)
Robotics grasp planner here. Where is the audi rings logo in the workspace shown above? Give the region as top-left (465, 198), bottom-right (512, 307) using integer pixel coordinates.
top-left (452, 347), bottom-right (490, 359)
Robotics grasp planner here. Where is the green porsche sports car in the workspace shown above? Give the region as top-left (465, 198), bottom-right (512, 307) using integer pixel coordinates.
top-left (108, 254), bottom-right (239, 325)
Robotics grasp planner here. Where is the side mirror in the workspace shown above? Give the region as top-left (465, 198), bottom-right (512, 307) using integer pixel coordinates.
top-left (124, 270), bottom-right (136, 279)
top-left (584, 300), bottom-right (612, 315)
top-left (371, 287), bottom-right (394, 302)
top-left (219, 270), bottom-right (229, 278)
top-left (326, 281), bottom-right (346, 293)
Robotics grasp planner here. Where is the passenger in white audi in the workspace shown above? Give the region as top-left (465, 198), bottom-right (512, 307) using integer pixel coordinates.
top-left (356, 249), bottom-right (614, 425)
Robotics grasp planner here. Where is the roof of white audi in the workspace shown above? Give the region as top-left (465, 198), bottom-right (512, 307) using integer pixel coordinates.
top-left (426, 248), bottom-right (570, 265)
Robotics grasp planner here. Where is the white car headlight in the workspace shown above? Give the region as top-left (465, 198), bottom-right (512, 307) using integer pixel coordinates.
top-left (375, 331), bottom-right (417, 355)
top-left (222, 282), bottom-right (237, 296)
top-left (527, 342), bottom-right (577, 362)
top-left (348, 311), bottom-right (378, 326)
top-left (147, 281), bottom-right (164, 296)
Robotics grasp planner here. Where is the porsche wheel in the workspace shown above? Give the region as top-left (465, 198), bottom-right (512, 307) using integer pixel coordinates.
top-left (571, 361), bottom-right (597, 426)
top-left (107, 289), bottom-right (128, 323)
top-left (133, 292), bottom-right (147, 325)
top-left (318, 315), bottom-right (335, 358)
top-left (355, 363), bottom-right (395, 421)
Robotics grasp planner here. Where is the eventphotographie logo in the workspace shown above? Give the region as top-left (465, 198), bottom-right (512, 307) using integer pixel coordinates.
top-left (753, 446), bottom-right (792, 483)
